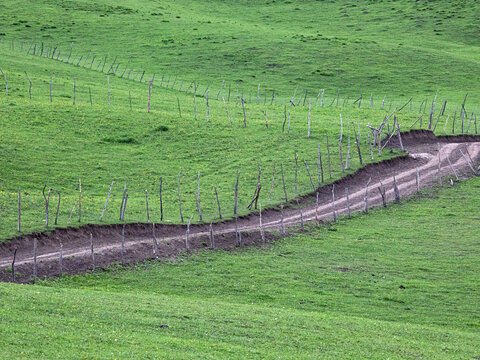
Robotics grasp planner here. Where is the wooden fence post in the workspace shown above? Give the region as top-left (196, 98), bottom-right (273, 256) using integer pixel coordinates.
top-left (78, 178), bottom-right (82, 222)
top-left (159, 177), bottom-right (164, 221)
top-left (145, 190), bottom-right (150, 223)
top-left (303, 159), bottom-right (315, 190)
top-left (121, 223), bottom-right (125, 266)
top-left (55, 191), bottom-right (61, 225)
top-left (339, 115), bottom-right (345, 172)
top-left (212, 186), bottom-right (221, 219)
top-left (378, 182), bottom-right (387, 207)
top-left (100, 181), bottom-right (114, 221)
top-left (259, 203), bottom-right (265, 243)
top-left (120, 183), bottom-right (127, 220)
top-left (185, 220), bottom-right (190, 251)
top-left (354, 126), bottom-right (363, 165)
top-left (281, 163), bottom-right (287, 202)
top-left (368, 131), bottom-right (374, 161)
top-left (11, 248), bottom-right (17, 282)
top-left (178, 168), bottom-right (184, 222)
top-left (242, 98), bottom-right (247, 127)
top-left (121, 194), bottom-right (128, 221)
top-left (18, 188), bottom-right (21, 232)
top-left (209, 223), bottom-right (215, 249)
top-left (326, 132), bottom-right (332, 178)
top-left (331, 184), bottom-right (337, 221)
top-left (294, 152), bottom-right (298, 197)
top-left (318, 144), bottom-right (324, 184)
top-left (393, 176), bottom-right (400, 203)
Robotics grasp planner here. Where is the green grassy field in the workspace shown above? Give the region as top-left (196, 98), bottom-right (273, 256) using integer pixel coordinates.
top-left (1, 179), bottom-right (479, 358)
top-left (1, 1), bottom-right (480, 358)
top-left (0, 46), bottom-right (411, 240)
top-left (1, 0), bottom-right (480, 105)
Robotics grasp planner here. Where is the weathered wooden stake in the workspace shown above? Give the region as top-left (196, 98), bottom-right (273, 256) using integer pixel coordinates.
top-left (395, 116), bottom-right (404, 151)
top-left (393, 176), bottom-right (400, 203)
top-left (121, 223), bottom-right (126, 266)
top-left (318, 144), bottom-right (324, 184)
top-left (18, 188), bottom-right (21, 232)
top-left (159, 177), bottom-right (163, 221)
top-left (100, 181), bottom-right (114, 221)
top-left (185, 220), bottom-right (190, 251)
top-left (121, 194), bottom-right (128, 221)
top-left (145, 190), bottom-right (150, 223)
top-left (120, 183), bottom-right (127, 220)
top-left (303, 159), bottom-right (315, 190)
top-left (178, 168), bottom-right (184, 222)
top-left (11, 248), bottom-right (17, 282)
top-left (78, 178), bottom-right (82, 222)
top-left (326, 132), bottom-right (332, 178)
top-left (378, 182), bottom-right (387, 207)
top-left (354, 126), bottom-right (363, 165)
top-left (67, 200), bottom-right (78, 225)
top-left (281, 163), bottom-right (288, 202)
top-left (214, 186), bottom-right (222, 219)
top-left (259, 203), bottom-right (265, 243)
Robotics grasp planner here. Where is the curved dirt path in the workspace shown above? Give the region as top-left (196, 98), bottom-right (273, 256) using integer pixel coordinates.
top-left (1, 130), bottom-right (480, 282)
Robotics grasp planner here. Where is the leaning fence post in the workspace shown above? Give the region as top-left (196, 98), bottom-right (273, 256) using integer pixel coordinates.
top-left (378, 182), bottom-right (387, 207)
top-left (54, 191), bottom-right (61, 225)
top-left (303, 158), bottom-right (316, 190)
top-left (120, 183), bottom-right (127, 220)
top-left (100, 181), bottom-right (114, 221)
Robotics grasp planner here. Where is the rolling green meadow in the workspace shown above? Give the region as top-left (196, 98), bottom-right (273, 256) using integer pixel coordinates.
top-left (0, 0), bottom-right (479, 358)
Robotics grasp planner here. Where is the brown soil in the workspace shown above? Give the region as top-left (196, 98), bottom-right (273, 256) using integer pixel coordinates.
top-left (1, 130), bottom-right (479, 283)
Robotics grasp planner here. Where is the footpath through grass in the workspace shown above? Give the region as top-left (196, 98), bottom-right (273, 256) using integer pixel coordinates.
top-left (0, 178), bottom-right (479, 358)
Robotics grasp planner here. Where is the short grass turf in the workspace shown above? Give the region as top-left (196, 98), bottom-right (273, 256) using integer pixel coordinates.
top-left (0, 178), bottom-right (479, 359)
top-left (0, 0), bottom-right (479, 105)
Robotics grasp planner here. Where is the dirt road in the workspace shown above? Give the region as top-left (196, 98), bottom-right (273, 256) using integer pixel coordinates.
top-left (1, 130), bottom-right (479, 282)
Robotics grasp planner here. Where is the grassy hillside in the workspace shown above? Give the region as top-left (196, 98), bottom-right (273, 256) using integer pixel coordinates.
top-left (0, 0), bottom-right (479, 105)
top-left (0, 178), bottom-right (479, 358)
top-left (0, 48), bottom-right (409, 240)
